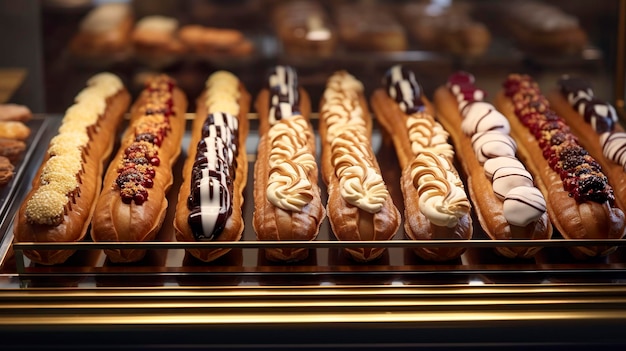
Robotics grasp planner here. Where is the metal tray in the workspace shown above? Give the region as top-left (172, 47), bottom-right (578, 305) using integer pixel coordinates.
top-left (0, 114), bottom-right (625, 289)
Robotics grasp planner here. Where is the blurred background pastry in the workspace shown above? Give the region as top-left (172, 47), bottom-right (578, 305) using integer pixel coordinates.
top-left (333, 1), bottom-right (407, 52)
top-left (272, 0), bottom-right (337, 57)
top-left (400, 0), bottom-right (491, 57)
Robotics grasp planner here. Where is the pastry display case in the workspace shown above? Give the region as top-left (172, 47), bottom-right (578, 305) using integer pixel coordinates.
top-left (1, 0), bottom-right (626, 349)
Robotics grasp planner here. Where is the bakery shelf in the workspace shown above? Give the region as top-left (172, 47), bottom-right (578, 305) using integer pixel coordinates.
top-left (1, 114), bottom-right (626, 290)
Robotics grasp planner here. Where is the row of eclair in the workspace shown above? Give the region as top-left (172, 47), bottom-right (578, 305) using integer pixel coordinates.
top-left (13, 65), bottom-right (626, 265)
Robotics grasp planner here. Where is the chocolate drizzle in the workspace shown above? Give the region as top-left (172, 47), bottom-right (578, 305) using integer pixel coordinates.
top-left (383, 65), bottom-right (425, 114)
top-left (187, 112), bottom-right (239, 241)
top-left (267, 65), bottom-right (300, 124)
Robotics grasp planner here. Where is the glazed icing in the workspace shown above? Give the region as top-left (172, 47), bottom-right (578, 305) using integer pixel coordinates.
top-left (503, 186), bottom-right (547, 227)
top-left (461, 101), bottom-right (510, 136)
top-left (267, 65), bottom-right (300, 124)
top-left (600, 132), bottom-right (626, 171)
top-left (471, 130), bottom-right (517, 164)
top-left (187, 71), bottom-right (241, 241)
top-left (559, 75), bottom-right (618, 134)
top-left (409, 151), bottom-right (470, 227)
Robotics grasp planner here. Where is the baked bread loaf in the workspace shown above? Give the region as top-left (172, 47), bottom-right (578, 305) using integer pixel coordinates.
top-left (69, 3), bottom-right (134, 60)
top-left (370, 65), bottom-right (472, 261)
top-left (495, 74), bottom-right (625, 257)
top-left (319, 71), bottom-right (400, 262)
top-left (548, 76), bottom-right (626, 213)
top-left (253, 65), bottom-right (325, 262)
top-left (92, 75), bottom-right (188, 263)
top-left (13, 73), bottom-right (130, 265)
top-left (174, 71), bottom-right (250, 262)
top-left (434, 71), bottom-right (551, 258)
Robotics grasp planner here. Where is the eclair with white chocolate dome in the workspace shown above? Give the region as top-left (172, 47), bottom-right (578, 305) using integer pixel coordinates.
top-left (433, 71), bottom-right (552, 258)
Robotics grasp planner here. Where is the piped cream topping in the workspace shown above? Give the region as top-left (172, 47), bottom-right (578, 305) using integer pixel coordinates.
top-left (266, 115), bottom-right (316, 211)
top-left (322, 71), bottom-right (389, 213)
top-left (25, 72), bottom-right (123, 225)
top-left (409, 151), bottom-right (470, 227)
top-left (406, 112), bottom-right (454, 159)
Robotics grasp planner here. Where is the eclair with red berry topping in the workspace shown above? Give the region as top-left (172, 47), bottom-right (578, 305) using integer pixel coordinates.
top-left (14, 73), bottom-right (130, 265)
top-left (434, 72), bottom-right (552, 259)
top-left (173, 71), bottom-right (250, 262)
top-left (495, 74), bottom-right (625, 257)
top-left (253, 65), bottom-right (325, 262)
top-left (92, 75), bottom-right (188, 263)
top-left (319, 71), bottom-right (401, 262)
top-left (547, 76), bottom-right (626, 214)
top-left (370, 65), bottom-right (472, 261)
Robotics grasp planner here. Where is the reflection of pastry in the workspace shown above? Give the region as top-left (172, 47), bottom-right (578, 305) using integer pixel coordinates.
top-left (319, 71), bottom-right (401, 262)
top-left (0, 138), bottom-right (26, 162)
top-left (253, 66), bottom-right (325, 262)
top-left (174, 71), bottom-right (251, 263)
top-left (178, 25), bottom-right (254, 57)
top-left (434, 72), bottom-right (551, 258)
top-left (498, 1), bottom-right (588, 54)
top-left (334, 3), bottom-right (407, 52)
top-left (0, 156), bottom-right (14, 186)
top-left (13, 73), bottom-right (130, 265)
top-left (370, 65), bottom-right (472, 261)
top-left (92, 75), bottom-right (188, 263)
top-left (495, 74), bottom-right (625, 257)
top-left (69, 3), bottom-right (133, 59)
top-left (548, 76), bottom-right (626, 214)
top-left (401, 3), bottom-right (490, 57)
top-left (0, 104), bottom-right (32, 122)
top-left (0, 121), bottom-right (30, 140)
top-left (272, 1), bottom-right (337, 56)
top-left (132, 16), bottom-right (186, 67)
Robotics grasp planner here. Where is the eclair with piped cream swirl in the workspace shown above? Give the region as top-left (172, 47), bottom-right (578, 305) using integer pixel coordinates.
top-left (253, 65), bottom-right (324, 262)
top-left (433, 71), bottom-right (551, 258)
top-left (319, 71), bottom-right (400, 262)
top-left (370, 65), bottom-right (472, 261)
